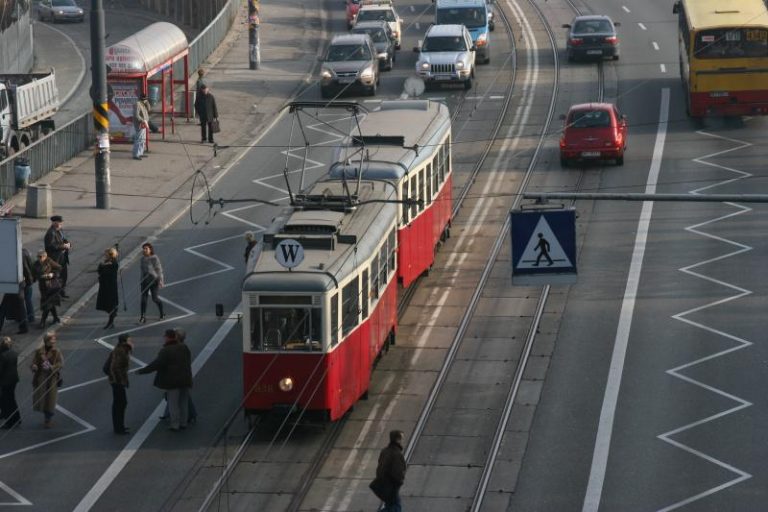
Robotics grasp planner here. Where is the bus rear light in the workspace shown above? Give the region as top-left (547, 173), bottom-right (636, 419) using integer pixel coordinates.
top-left (569, 38), bottom-right (583, 46)
top-left (604, 36), bottom-right (618, 44)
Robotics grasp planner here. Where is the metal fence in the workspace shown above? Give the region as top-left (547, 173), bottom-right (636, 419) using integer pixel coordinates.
top-left (0, 0), bottom-right (242, 203)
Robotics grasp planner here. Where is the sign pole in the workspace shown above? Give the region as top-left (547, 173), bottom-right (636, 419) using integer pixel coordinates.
top-left (248, 0), bottom-right (260, 70)
top-left (91, 0), bottom-right (110, 209)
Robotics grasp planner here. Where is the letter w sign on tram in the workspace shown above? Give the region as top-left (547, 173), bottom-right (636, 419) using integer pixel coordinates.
top-left (275, 239), bottom-right (304, 269)
top-left (510, 208), bottom-right (577, 285)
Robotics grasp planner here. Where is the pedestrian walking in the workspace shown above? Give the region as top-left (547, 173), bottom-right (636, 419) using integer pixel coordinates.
top-left (136, 329), bottom-right (193, 432)
top-left (132, 93), bottom-right (150, 160)
top-left (371, 430), bottom-right (407, 512)
top-left (533, 232), bottom-right (553, 267)
top-left (194, 85), bottom-right (218, 144)
top-left (96, 248), bottom-right (119, 329)
top-left (138, 242), bottom-right (164, 324)
top-left (0, 337), bottom-right (21, 429)
top-left (33, 250), bottom-right (62, 328)
top-left (22, 248), bottom-right (36, 325)
top-left (31, 332), bottom-right (63, 428)
top-left (108, 334), bottom-right (133, 435)
top-left (43, 215), bottom-right (71, 298)
top-left (244, 231), bottom-right (257, 265)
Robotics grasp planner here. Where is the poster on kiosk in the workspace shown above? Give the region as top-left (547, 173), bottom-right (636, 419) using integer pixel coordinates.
top-left (0, 218), bottom-right (23, 294)
top-left (108, 79), bottom-right (141, 141)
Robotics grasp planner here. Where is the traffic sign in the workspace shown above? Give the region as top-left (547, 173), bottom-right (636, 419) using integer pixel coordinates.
top-left (510, 209), bottom-right (576, 284)
top-left (275, 239), bottom-right (304, 268)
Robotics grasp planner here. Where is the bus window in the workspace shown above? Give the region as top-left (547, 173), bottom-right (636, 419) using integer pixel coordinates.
top-left (694, 29), bottom-right (768, 58)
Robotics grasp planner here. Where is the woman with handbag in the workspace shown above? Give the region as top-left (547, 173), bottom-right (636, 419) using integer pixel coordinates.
top-left (33, 250), bottom-right (62, 328)
top-left (96, 248), bottom-right (120, 329)
top-left (139, 242), bottom-right (164, 324)
top-left (31, 332), bottom-right (63, 428)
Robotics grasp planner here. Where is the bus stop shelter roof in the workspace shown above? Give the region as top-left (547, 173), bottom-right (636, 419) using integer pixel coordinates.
top-left (106, 22), bottom-right (188, 75)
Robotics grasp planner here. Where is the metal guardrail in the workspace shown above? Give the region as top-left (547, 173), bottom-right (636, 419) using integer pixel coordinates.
top-left (0, 0), bottom-right (242, 203)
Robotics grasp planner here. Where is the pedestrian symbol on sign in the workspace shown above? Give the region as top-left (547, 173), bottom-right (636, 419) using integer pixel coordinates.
top-left (516, 216), bottom-right (573, 269)
top-left (275, 239), bottom-right (304, 269)
top-left (510, 209), bottom-right (577, 284)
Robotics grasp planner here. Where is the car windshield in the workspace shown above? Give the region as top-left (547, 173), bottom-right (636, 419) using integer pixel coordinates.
top-left (569, 110), bottom-right (611, 128)
top-left (353, 27), bottom-right (388, 43)
top-left (573, 19), bottom-right (613, 34)
top-left (436, 7), bottom-right (486, 28)
top-left (53, 0), bottom-right (77, 5)
top-left (357, 9), bottom-right (395, 22)
top-left (326, 43), bottom-right (372, 61)
top-left (422, 35), bottom-right (467, 52)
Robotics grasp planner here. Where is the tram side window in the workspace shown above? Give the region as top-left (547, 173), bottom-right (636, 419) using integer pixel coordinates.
top-left (342, 277), bottom-right (360, 336)
top-left (379, 246), bottom-right (388, 287)
top-left (426, 164), bottom-right (433, 205)
top-left (250, 308), bottom-right (263, 351)
top-left (362, 269), bottom-right (369, 319)
top-left (446, 137), bottom-right (451, 175)
top-left (402, 179), bottom-right (410, 224)
top-left (419, 170), bottom-right (425, 211)
top-left (388, 228), bottom-right (396, 272)
top-left (331, 294), bottom-right (339, 347)
top-left (410, 176), bottom-right (418, 218)
top-left (433, 155), bottom-right (440, 188)
top-left (371, 258), bottom-right (379, 298)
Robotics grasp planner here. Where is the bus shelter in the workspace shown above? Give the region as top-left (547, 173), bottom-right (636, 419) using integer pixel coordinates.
top-left (105, 22), bottom-right (189, 142)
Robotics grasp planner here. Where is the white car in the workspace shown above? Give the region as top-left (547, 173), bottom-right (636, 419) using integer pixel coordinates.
top-left (414, 24), bottom-right (476, 90)
top-left (355, 1), bottom-right (403, 49)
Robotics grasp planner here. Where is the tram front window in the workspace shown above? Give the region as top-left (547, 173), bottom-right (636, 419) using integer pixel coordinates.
top-left (250, 307), bottom-right (322, 352)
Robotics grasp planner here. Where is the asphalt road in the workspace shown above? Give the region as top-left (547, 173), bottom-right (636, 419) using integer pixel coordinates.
top-left (6, 0), bottom-right (768, 509)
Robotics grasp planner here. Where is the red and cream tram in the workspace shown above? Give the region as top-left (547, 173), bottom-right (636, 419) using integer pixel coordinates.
top-left (330, 100), bottom-right (453, 288)
top-left (242, 100), bottom-right (453, 420)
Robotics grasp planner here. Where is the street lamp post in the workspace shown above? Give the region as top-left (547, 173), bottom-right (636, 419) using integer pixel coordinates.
top-left (91, 0), bottom-right (110, 209)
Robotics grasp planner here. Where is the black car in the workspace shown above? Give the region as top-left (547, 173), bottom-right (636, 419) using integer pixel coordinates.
top-left (351, 20), bottom-right (397, 70)
top-left (563, 15), bottom-right (620, 62)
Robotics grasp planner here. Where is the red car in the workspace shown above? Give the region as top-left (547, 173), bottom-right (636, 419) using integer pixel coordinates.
top-left (559, 103), bottom-right (628, 166)
top-left (346, 0), bottom-right (361, 28)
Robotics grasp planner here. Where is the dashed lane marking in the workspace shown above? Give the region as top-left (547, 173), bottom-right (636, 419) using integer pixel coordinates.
top-left (638, 22), bottom-right (647, 30)
top-left (660, 64), bottom-right (666, 73)
top-left (622, 5), bottom-right (630, 12)
top-left (652, 42), bottom-right (659, 50)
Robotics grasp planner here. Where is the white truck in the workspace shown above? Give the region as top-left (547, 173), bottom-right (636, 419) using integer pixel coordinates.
top-left (0, 69), bottom-right (59, 158)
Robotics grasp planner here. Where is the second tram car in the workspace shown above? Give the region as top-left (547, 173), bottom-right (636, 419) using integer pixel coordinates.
top-left (330, 100), bottom-right (453, 288)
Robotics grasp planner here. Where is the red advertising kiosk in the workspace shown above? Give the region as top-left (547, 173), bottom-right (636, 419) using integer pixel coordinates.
top-left (105, 22), bottom-right (189, 143)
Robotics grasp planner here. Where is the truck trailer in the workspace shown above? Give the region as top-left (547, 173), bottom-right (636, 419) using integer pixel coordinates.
top-left (0, 69), bottom-right (59, 158)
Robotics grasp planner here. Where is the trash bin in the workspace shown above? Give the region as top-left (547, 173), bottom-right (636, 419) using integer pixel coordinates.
top-left (26, 183), bottom-right (52, 218)
top-left (14, 157), bottom-right (31, 190)
top-left (148, 85), bottom-right (161, 106)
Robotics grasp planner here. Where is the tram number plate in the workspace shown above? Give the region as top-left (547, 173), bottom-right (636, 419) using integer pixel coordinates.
top-left (581, 151), bottom-right (601, 157)
top-left (587, 50), bottom-right (603, 55)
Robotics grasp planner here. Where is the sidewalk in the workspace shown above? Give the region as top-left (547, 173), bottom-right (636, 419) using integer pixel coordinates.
top-left (1, 0), bottom-right (326, 356)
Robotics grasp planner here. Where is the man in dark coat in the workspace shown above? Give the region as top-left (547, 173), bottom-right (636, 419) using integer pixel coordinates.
top-left (0, 337), bottom-right (21, 429)
top-left (373, 430), bottom-right (407, 511)
top-left (108, 334), bottom-right (133, 434)
top-left (193, 85), bottom-right (218, 144)
top-left (44, 215), bottom-right (71, 298)
top-left (137, 329), bottom-right (193, 431)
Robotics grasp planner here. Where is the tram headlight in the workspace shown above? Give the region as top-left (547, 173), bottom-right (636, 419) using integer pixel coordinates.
top-left (279, 377), bottom-right (294, 392)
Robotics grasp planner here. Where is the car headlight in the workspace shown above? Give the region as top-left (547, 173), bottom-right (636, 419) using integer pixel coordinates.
top-left (78, 9), bottom-right (84, 13)
top-left (57, 10), bottom-right (64, 14)
top-left (359, 66), bottom-right (375, 79)
top-left (321, 68), bottom-right (333, 79)
top-left (419, 61), bottom-right (430, 71)
top-left (378, 52), bottom-right (388, 59)
top-left (455, 61), bottom-right (465, 69)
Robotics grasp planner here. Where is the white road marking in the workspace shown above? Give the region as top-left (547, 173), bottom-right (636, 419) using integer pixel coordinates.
top-left (73, 309), bottom-right (242, 512)
top-left (415, 21), bottom-right (420, 30)
top-left (622, 5), bottom-right (630, 12)
top-left (410, 4), bottom-right (415, 11)
top-left (363, 99), bottom-right (382, 103)
top-left (660, 63), bottom-right (666, 73)
top-left (638, 22), bottom-right (647, 30)
top-left (582, 88), bottom-right (670, 512)
top-left (656, 132), bottom-right (754, 512)
top-left (652, 41), bottom-right (659, 50)
top-left (37, 23), bottom-right (86, 106)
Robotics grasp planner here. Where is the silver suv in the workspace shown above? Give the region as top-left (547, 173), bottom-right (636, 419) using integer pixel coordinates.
top-left (414, 24), bottom-right (476, 90)
top-left (320, 33), bottom-right (381, 98)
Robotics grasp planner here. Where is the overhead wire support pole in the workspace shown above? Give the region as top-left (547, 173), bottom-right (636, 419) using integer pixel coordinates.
top-left (91, 0), bottom-right (110, 209)
top-left (523, 193), bottom-right (768, 203)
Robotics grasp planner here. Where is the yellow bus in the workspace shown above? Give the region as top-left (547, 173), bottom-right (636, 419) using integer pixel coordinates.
top-left (673, 0), bottom-right (768, 117)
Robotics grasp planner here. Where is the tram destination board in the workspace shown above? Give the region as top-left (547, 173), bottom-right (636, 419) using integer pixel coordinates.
top-left (510, 209), bottom-right (577, 285)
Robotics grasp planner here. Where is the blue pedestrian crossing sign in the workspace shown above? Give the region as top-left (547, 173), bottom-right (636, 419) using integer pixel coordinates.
top-left (511, 209), bottom-right (576, 284)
